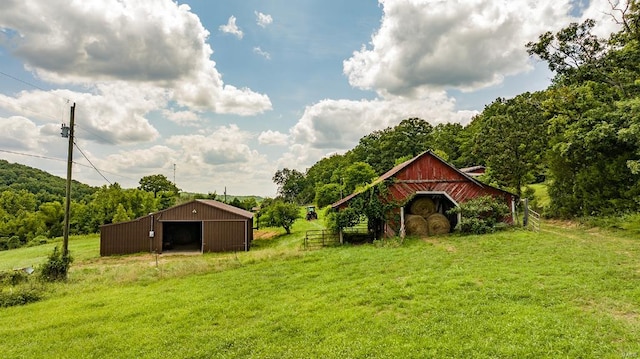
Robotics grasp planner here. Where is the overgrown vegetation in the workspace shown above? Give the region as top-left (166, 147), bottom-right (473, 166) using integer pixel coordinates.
top-left (38, 247), bottom-right (72, 282)
top-left (448, 196), bottom-right (511, 234)
top-left (0, 261), bottom-right (40, 308)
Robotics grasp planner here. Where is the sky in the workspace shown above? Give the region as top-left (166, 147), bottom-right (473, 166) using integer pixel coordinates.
top-left (0, 0), bottom-right (625, 197)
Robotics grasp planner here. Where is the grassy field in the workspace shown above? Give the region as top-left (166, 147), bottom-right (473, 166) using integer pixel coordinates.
top-left (1, 217), bottom-right (639, 358)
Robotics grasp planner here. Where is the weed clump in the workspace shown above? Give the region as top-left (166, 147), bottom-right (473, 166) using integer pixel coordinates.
top-left (39, 247), bottom-right (73, 282)
top-left (448, 196), bottom-right (511, 234)
top-left (0, 269), bottom-right (42, 308)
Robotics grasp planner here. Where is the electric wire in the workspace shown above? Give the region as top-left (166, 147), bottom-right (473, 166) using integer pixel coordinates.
top-left (0, 96), bottom-right (61, 122)
top-left (73, 141), bottom-right (112, 185)
top-left (0, 70), bottom-right (165, 185)
top-left (0, 148), bottom-right (66, 163)
top-left (0, 70), bottom-right (72, 102)
top-left (74, 123), bottom-right (119, 147)
top-left (0, 147), bottom-right (138, 182)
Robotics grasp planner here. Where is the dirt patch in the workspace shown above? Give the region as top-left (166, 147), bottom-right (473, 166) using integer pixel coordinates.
top-left (545, 219), bottom-right (582, 229)
top-left (422, 238), bottom-right (457, 252)
top-left (253, 230), bottom-right (281, 240)
top-left (581, 299), bottom-right (639, 324)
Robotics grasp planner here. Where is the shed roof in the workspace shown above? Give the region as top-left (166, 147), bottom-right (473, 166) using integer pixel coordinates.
top-left (101, 199), bottom-right (252, 228)
top-left (193, 199), bottom-right (254, 218)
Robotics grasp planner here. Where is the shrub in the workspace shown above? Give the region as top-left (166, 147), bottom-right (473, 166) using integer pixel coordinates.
top-left (0, 285), bottom-right (42, 308)
top-left (448, 196), bottom-right (511, 234)
top-left (39, 247), bottom-right (73, 282)
top-left (0, 270), bottom-right (30, 286)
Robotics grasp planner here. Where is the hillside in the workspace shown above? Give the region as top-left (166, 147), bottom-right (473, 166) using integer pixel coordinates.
top-left (0, 159), bottom-right (96, 203)
top-left (1, 219), bottom-right (639, 358)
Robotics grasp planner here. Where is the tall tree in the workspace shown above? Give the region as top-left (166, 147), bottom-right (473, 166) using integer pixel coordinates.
top-left (342, 162), bottom-right (377, 195)
top-left (349, 118), bottom-right (433, 174)
top-left (259, 200), bottom-right (301, 234)
top-left (138, 174), bottom-right (178, 198)
top-left (527, 4), bottom-right (640, 216)
top-left (273, 168), bottom-right (308, 204)
top-left (473, 92), bottom-right (549, 197)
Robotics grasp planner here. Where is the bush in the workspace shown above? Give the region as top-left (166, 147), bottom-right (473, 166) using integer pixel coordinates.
top-left (0, 270), bottom-right (30, 286)
top-left (448, 196), bottom-right (511, 234)
top-left (39, 247), bottom-right (73, 282)
top-left (0, 285), bottom-right (43, 307)
top-left (0, 269), bottom-right (43, 308)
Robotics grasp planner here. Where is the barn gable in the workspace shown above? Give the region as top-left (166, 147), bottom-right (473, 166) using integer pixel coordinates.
top-left (100, 199), bottom-right (253, 256)
top-left (331, 151), bottom-right (517, 237)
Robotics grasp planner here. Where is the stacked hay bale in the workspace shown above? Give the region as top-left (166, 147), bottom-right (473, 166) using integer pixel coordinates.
top-left (405, 198), bottom-right (451, 236)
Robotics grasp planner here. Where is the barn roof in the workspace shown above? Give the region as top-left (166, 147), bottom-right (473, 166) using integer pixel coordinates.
top-left (459, 165), bottom-right (486, 173)
top-left (331, 151), bottom-right (512, 209)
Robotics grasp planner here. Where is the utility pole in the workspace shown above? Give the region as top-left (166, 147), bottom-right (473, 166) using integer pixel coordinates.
top-left (61, 103), bottom-right (75, 257)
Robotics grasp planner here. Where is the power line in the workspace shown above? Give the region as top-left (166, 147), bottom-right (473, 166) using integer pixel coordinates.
top-left (73, 142), bottom-right (112, 185)
top-left (0, 147), bottom-right (138, 182)
top-left (75, 123), bottom-right (119, 146)
top-left (0, 148), bottom-right (66, 163)
top-left (0, 96), bottom-right (61, 122)
top-left (0, 70), bottom-right (71, 103)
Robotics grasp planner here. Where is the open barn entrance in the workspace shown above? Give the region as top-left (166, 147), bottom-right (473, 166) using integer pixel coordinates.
top-left (404, 193), bottom-right (458, 236)
top-left (162, 222), bottom-right (202, 252)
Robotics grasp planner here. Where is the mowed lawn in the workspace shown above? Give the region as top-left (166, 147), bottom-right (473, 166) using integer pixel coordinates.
top-left (1, 220), bottom-right (639, 358)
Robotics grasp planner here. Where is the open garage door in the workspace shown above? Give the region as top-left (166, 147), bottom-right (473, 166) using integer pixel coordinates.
top-left (162, 222), bottom-right (202, 252)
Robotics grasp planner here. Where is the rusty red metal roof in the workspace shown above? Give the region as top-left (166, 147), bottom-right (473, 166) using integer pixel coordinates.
top-left (331, 151), bottom-right (515, 209)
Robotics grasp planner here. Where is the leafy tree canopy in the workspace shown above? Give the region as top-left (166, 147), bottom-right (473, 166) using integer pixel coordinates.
top-left (138, 174), bottom-right (179, 198)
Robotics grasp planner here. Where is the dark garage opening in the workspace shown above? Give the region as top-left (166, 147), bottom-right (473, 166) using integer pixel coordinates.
top-left (162, 222), bottom-right (202, 252)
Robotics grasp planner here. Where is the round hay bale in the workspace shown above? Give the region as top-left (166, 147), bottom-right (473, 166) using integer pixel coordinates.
top-left (427, 213), bottom-right (451, 235)
top-left (405, 214), bottom-right (429, 236)
top-left (409, 198), bottom-right (436, 216)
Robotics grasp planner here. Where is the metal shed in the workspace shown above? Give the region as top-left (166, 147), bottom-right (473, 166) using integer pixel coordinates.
top-left (332, 151), bottom-right (517, 237)
top-left (100, 199), bottom-right (253, 256)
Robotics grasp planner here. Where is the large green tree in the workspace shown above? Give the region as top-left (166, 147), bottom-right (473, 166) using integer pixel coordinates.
top-left (138, 174), bottom-right (179, 198)
top-left (259, 200), bottom-right (301, 234)
top-left (342, 162), bottom-right (377, 195)
top-left (349, 118), bottom-right (433, 174)
top-left (273, 168), bottom-right (309, 204)
top-left (527, 3), bottom-right (640, 216)
top-left (473, 92), bottom-right (549, 197)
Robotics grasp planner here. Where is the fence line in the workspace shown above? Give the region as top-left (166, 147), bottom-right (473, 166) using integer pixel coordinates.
top-left (522, 198), bottom-right (541, 232)
top-left (304, 230), bottom-right (339, 249)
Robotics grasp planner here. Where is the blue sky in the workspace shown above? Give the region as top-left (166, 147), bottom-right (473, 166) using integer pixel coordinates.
top-left (0, 0), bottom-right (623, 196)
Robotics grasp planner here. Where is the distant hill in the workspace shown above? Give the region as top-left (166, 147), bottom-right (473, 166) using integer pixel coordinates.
top-left (0, 160), bottom-right (96, 204)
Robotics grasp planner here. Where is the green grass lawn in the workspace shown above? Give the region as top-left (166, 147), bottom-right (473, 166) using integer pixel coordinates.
top-left (1, 219), bottom-right (639, 358)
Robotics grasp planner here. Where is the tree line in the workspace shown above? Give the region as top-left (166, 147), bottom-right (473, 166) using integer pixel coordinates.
top-left (271, 2), bottom-right (640, 220)
top-left (0, 161), bottom-right (263, 251)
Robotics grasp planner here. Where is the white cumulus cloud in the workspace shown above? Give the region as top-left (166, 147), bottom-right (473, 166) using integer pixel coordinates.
top-left (0, 1), bottom-right (270, 116)
top-left (255, 11), bottom-right (273, 28)
top-left (343, 0), bottom-right (577, 96)
top-left (258, 130), bottom-right (289, 146)
top-left (219, 15), bottom-right (244, 39)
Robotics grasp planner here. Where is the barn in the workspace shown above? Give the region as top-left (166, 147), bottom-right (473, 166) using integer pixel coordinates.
top-left (100, 199), bottom-right (253, 256)
top-left (332, 151), bottom-right (517, 237)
